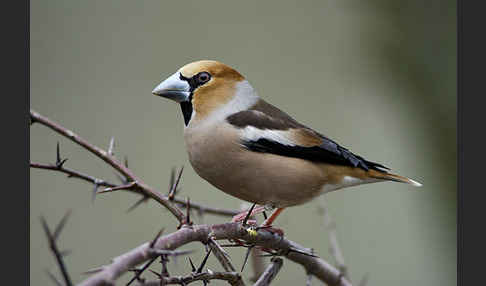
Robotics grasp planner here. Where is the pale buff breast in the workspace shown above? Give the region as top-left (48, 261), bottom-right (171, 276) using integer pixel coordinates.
top-left (184, 122), bottom-right (330, 207)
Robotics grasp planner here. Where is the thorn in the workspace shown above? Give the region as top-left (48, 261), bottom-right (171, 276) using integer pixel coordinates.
top-left (241, 245), bottom-right (254, 272)
top-left (56, 142), bottom-right (61, 164)
top-left (40, 216), bottom-right (53, 243)
top-left (124, 156), bottom-right (128, 168)
top-left (91, 180), bottom-right (101, 203)
top-left (126, 196), bottom-right (149, 213)
top-left (53, 209), bottom-right (72, 241)
top-left (126, 257), bottom-right (158, 286)
top-left (168, 166), bottom-right (184, 200)
top-left (196, 249), bottom-right (212, 273)
top-left (188, 257), bottom-right (196, 272)
top-left (243, 203), bottom-right (257, 226)
top-left (148, 269), bottom-right (161, 278)
top-left (150, 228), bottom-right (165, 248)
top-left (185, 197), bottom-right (192, 225)
top-left (55, 142), bottom-right (68, 168)
top-left (263, 211), bottom-right (268, 220)
top-left (99, 181), bottom-right (137, 193)
top-left (169, 167), bottom-right (175, 190)
top-left (108, 137), bottom-right (115, 156)
top-left (41, 214), bottom-right (73, 286)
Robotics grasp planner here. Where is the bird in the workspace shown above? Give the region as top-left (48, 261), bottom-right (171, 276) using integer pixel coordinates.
top-left (152, 60), bottom-right (422, 227)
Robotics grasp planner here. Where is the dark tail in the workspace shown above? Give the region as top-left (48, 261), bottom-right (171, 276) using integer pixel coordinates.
top-left (368, 170), bottom-right (422, 187)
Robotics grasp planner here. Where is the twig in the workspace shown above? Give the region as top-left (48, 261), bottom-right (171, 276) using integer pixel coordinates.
top-left (78, 222), bottom-right (352, 286)
top-left (208, 238), bottom-right (236, 272)
top-left (253, 257), bottom-right (283, 286)
top-left (135, 271), bottom-right (244, 285)
top-left (319, 197), bottom-right (350, 281)
top-left (173, 198), bottom-right (239, 217)
top-left (41, 211), bottom-right (73, 286)
top-left (30, 109), bottom-right (186, 223)
top-left (30, 163), bottom-right (238, 217)
top-left (30, 162), bottom-right (116, 189)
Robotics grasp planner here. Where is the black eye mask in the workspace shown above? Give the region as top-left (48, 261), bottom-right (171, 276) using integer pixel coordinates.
top-left (178, 72), bottom-right (212, 126)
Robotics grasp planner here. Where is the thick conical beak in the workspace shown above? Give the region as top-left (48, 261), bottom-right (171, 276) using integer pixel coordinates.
top-left (152, 72), bottom-right (191, 102)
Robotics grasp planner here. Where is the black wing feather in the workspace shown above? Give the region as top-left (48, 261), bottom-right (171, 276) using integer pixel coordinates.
top-left (226, 100), bottom-right (389, 172)
top-left (242, 138), bottom-right (389, 172)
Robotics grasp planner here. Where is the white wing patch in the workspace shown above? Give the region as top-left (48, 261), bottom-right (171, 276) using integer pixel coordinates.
top-left (240, 126), bottom-right (297, 146)
top-left (201, 80), bottom-right (259, 127)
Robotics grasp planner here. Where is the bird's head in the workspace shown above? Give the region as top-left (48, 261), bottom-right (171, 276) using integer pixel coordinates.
top-left (153, 60), bottom-right (258, 126)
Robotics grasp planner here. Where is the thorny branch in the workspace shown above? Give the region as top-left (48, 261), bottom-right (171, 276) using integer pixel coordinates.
top-left (31, 158), bottom-right (239, 217)
top-left (30, 109), bottom-right (238, 220)
top-left (31, 110), bottom-right (354, 286)
top-left (77, 223), bottom-right (351, 286)
top-left (31, 110), bottom-right (187, 223)
top-left (135, 272), bottom-right (244, 286)
top-left (41, 211), bottom-right (73, 286)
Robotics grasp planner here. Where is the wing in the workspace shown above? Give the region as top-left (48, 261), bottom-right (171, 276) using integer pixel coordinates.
top-left (226, 99), bottom-right (389, 172)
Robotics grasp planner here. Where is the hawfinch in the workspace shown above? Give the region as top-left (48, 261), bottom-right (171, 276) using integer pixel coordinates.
top-left (152, 60), bottom-right (421, 225)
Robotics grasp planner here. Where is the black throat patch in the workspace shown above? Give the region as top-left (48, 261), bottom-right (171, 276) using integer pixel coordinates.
top-left (179, 73), bottom-right (196, 126)
top-left (178, 72), bottom-right (211, 126)
top-left (180, 100), bottom-right (193, 126)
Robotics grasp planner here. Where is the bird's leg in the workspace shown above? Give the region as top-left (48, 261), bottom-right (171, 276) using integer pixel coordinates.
top-left (230, 204), bottom-right (265, 247)
top-left (231, 205), bottom-right (267, 223)
top-left (257, 207), bottom-right (285, 237)
top-left (260, 207), bottom-right (285, 227)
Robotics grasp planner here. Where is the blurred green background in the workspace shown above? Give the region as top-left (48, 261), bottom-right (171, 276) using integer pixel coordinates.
top-left (30, 1), bottom-right (456, 285)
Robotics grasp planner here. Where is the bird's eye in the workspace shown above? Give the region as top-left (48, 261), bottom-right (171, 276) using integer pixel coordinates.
top-left (196, 72), bottom-right (211, 84)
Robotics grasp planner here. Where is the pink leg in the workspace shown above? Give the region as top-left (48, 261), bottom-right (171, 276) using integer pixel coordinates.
top-left (260, 207), bottom-right (285, 227)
